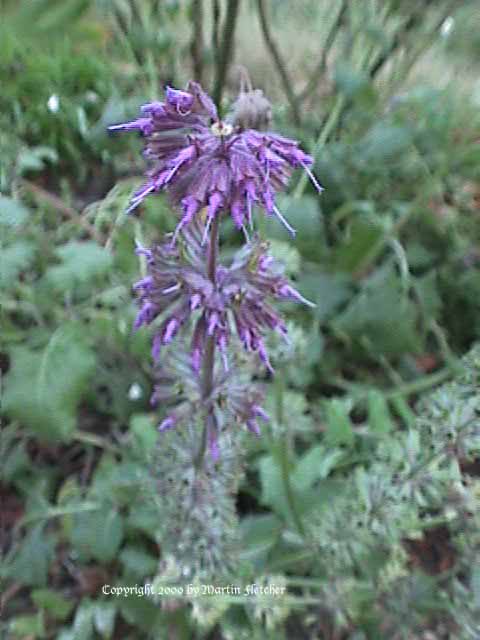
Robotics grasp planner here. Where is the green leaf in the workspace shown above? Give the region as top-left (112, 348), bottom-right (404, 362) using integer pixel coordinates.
top-left (414, 271), bottom-right (442, 319)
top-left (0, 195), bottom-right (29, 227)
top-left (9, 612), bottom-right (45, 638)
top-left (333, 269), bottom-right (421, 356)
top-left (472, 564), bottom-right (480, 608)
top-left (129, 414), bottom-right (157, 457)
top-left (71, 600), bottom-right (95, 640)
top-left (300, 271), bottom-right (352, 321)
top-left (0, 241), bottom-right (35, 290)
top-left (31, 589), bottom-right (74, 621)
top-left (324, 398), bottom-right (354, 446)
top-left (70, 509), bottom-right (124, 563)
top-left (17, 146), bottom-right (58, 174)
top-left (367, 390), bottom-right (393, 434)
top-left (2, 325), bottom-right (96, 440)
top-left (93, 601), bottom-right (117, 640)
top-left (120, 547), bottom-right (157, 578)
top-left (239, 514), bottom-right (283, 560)
top-left (360, 124), bottom-right (412, 164)
top-left (2, 440), bottom-right (30, 482)
top-left (45, 241), bottom-right (112, 293)
top-left (334, 63), bottom-right (370, 99)
top-left (8, 524), bottom-right (55, 587)
top-left (271, 195), bottom-right (326, 260)
top-left (292, 445), bottom-right (344, 491)
top-left (334, 216), bottom-right (385, 274)
top-left (126, 502), bottom-right (159, 538)
top-left (258, 455), bottom-right (289, 518)
top-left (119, 592), bottom-right (164, 633)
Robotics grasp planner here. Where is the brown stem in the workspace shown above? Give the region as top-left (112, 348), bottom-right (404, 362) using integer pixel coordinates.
top-left (20, 179), bottom-right (104, 244)
top-left (256, 0), bottom-right (301, 126)
top-left (212, 0), bottom-right (240, 108)
top-left (195, 215), bottom-right (220, 469)
top-left (212, 0), bottom-right (221, 58)
top-left (190, 0), bottom-right (204, 83)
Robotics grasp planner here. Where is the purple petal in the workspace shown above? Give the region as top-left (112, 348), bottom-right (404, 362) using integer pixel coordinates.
top-left (246, 419), bottom-right (261, 436)
top-left (158, 415), bottom-right (176, 432)
top-left (165, 86), bottom-right (194, 113)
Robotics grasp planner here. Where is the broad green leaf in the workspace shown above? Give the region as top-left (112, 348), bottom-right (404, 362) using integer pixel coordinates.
top-left (16, 146), bottom-right (58, 174)
top-left (45, 241), bottom-right (112, 293)
top-left (239, 514), bottom-right (283, 560)
top-left (0, 195), bottom-right (29, 226)
top-left (367, 390), bottom-right (393, 434)
top-left (299, 271), bottom-right (352, 321)
top-left (292, 445), bottom-right (344, 491)
top-left (9, 612), bottom-right (45, 638)
top-left (119, 592), bottom-right (164, 633)
top-left (8, 524), bottom-right (55, 587)
top-left (2, 326), bottom-right (96, 440)
top-left (472, 564), bottom-right (480, 608)
top-left (31, 589), bottom-right (73, 621)
top-left (414, 271), bottom-right (442, 319)
top-left (120, 547), bottom-right (158, 578)
top-left (334, 216), bottom-right (385, 274)
top-left (324, 398), bottom-right (354, 446)
top-left (126, 502), bottom-right (160, 538)
top-left (93, 602), bottom-right (117, 640)
top-left (360, 124), bottom-right (412, 165)
top-left (2, 440), bottom-right (29, 482)
top-left (333, 270), bottom-right (420, 356)
top-left (258, 455), bottom-right (289, 518)
top-left (270, 195), bottom-right (326, 261)
top-left (129, 414), bottom-right (157, 456)
top-left (71, 600), bottom-right (95, 640)
top-left (70, 508), bottom-right (124, 563)
top-left (0, 241), bottom-right (35, 290)
top-left (334, 63), bottom-right (370, 99)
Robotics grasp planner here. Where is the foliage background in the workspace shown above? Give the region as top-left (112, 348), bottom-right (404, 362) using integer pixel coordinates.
top-left (1, 1), bottom-right (480, 638)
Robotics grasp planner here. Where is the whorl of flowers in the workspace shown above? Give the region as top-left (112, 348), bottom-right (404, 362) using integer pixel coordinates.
top-left (109, 81), bottom-right (322, 240)
top-left (133, 218), bottom-right (314, 378)
top-left (150, 348), bottom-right (269, 457)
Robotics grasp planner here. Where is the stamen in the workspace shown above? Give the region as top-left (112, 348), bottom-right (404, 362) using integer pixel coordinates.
top-left (161, 283), bottom-right (181, 295)
top-left (201, 214), bottom-right (213, 246)
top-left (301, 162), bottom-right (324, 194)
top-left (272, 205), bottom-right (296, 237)
top-left (246, 194), bottom-right (254, 230)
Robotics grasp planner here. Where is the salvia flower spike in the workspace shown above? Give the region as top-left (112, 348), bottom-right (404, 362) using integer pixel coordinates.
top-left (111, 80), bottom-right (322, 455)
top-left (109, 81), bottom-right (322, 239)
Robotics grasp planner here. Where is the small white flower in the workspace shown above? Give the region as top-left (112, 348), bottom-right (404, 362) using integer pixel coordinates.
top-left (128, 382), bottom-right (143, 400)
top-left (440, 16), bottom-right (454, 37)
top-left (47, 94), bottom-right (60, 113)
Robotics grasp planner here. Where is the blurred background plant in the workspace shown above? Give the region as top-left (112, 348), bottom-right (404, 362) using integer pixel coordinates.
top-left (1, 0), bottom-right (480, 638)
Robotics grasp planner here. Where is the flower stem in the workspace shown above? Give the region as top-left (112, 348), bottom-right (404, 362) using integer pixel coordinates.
top-left (195, 214), bottom-right (220, 469)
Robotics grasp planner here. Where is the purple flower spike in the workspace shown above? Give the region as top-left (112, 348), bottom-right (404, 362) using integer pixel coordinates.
top-left (109, 82), bottom-right (321, 238)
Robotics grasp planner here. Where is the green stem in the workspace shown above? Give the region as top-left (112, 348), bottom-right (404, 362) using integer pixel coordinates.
top-left (384, 366), bottom-right (455, 401)
top-left (275, 375), bottom-right (305, 537)
top-left (195, 215), bottom-right (220, 469)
